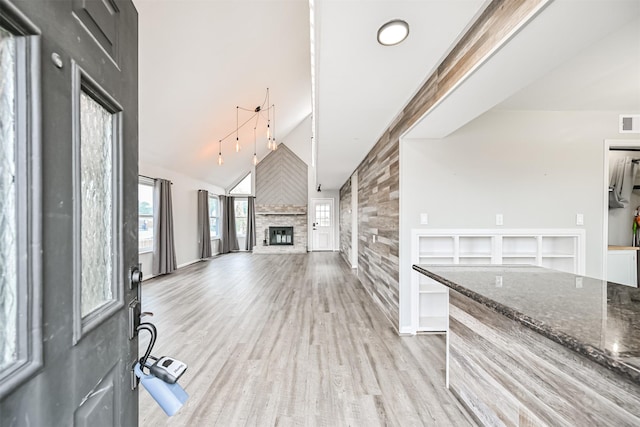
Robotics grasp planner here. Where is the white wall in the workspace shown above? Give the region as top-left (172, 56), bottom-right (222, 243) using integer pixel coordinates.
top-left (608, 149), bottom-right (640, 246)
top-left (399, 109), bottom-right (640, 330)
top-left (139, 162), bottom-right (225, 280)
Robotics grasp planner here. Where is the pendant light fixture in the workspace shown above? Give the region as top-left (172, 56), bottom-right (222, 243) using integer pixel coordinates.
top-left (216, 88), bottom-right (276, 166)
top-left (235, 107), bottom-right (240, 152)
top-left (253, 127), bottom-right (258, 166)
top-left (272, 104), bottom-right (277, 150)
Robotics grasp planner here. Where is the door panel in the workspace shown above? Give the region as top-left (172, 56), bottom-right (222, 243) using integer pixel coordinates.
top-left (311, 198), bottom-right (334, 251)
top-left (0, 0), bottom-right (138, 425)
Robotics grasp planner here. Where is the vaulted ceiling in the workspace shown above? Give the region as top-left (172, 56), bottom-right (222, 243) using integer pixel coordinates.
top-left (135, 0), bottom-right (640, 192)
top-left (135, 0), bottom-right (488, 191)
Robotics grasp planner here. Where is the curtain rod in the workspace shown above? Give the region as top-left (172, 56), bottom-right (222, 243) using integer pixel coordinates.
top-left (139, 174), bottom-right (172, 185)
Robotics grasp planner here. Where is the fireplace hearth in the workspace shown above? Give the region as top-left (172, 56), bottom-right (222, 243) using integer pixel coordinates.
top-left (269, 226), bottom-right (293, 245)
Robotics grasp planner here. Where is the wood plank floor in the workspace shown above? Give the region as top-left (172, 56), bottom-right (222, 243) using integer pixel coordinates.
top-left (139, 252), bottom-right (475, 426)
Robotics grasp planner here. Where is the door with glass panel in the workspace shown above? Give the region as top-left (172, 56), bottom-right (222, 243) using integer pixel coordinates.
top-left (0, 0), bottom-right (139, 425)
top-left (311, 198), bottom-right (334, 251)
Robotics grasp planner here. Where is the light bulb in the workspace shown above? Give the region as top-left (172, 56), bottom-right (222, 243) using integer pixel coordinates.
top-left (273, 142), bottom-right (277, 150)
top-left (253, 153), bottom-right (258, 165)
top-left (266, 124), bottom-right (271, 140)
top-left (218, 153), bottom-right (223, 165)
top-left (235, 139), bottom-right (240, 152)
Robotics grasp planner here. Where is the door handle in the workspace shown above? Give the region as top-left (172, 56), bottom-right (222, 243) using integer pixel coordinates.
top-left (130, 265), bottom-right (143, 289)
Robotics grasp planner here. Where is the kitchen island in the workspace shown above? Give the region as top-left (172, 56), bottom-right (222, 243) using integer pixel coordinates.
top-left (412, 265), bottom-right (640, 426)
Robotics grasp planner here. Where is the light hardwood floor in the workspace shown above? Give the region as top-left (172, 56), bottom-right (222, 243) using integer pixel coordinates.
top-left (139, 252), bottom-right (475, 426)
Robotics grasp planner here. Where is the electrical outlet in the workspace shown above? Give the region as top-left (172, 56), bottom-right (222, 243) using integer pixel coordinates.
top-left (575, 277), bottom-right (583, 288)
top-left (576, 213), bottom-right (584, 226)
top-left (420, 213), bottom-right (429, 225)
top-left (496, 214), bottom-right (503, 226)
top-left (495, 276), bottom-right (503, 287)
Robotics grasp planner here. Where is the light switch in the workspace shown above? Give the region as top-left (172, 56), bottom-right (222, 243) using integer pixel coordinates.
top-left (496, 214), bottom-right (503, 226)
top-left (420, 213), bottom-right (429, 225)
top-left (576, 213), bottom-right (584, 226)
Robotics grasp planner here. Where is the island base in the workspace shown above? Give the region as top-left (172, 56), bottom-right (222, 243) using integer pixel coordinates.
top-left (448, 289), bottom-right (640, 426)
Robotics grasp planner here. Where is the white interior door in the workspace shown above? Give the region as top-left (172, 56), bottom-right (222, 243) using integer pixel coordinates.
top-left (311, 198), bottom-right (334, 251)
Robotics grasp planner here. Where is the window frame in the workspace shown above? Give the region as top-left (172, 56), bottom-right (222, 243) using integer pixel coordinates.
top-left (229, 171), bottom-right (253, 196)
top-left (71, 61), bottom-right (124, 345)
top-left (234, 198), bottom-right (248, 238)
top-left (208, 194), bottom-right (219, 239)
top-left (138, 176), bottom-right (155, 253)
top-left (0, 9), bottom-right (43, 399)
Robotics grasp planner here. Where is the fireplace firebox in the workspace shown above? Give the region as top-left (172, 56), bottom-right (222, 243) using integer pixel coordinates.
top-left (269, 226), bottom-right (293, 245)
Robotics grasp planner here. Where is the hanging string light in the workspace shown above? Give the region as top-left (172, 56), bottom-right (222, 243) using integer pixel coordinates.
top-left (235, 107), bottom-right (240, 152)
top-left (253, 127), bottom-right (258, 166)
top-left (266, 88), bottom-right (272, 150)
top-left (272, 104), bottom-right (277, 150)
top-left (216, 88), bottom-right (276, 166)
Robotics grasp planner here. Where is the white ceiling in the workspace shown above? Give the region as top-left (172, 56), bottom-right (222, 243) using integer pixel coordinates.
top-left (135, 0), bottom-right (639, 193)
top-left (405, 0), bottom-right (640, 140)
top-left (135, 0), bottom-right (312, 190)
top-left (134, 0), bottom-right (488, 191)
top-left (314, 0), bottom-right (487, 190)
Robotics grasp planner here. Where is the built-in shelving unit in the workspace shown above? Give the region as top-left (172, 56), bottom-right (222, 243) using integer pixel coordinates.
top-left (411, 229), bottom-right (585, 334)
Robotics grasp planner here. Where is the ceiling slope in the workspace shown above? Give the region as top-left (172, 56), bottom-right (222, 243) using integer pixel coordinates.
top-left (135, 0), bottom-right (312, 190)
top-left (405, 0), bottom-right (640, 139)
top-left (314, 0), bottom-right (487, 190)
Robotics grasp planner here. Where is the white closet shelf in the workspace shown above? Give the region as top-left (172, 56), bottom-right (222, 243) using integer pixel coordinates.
top-left (418, 316), bottom-right (448, 332)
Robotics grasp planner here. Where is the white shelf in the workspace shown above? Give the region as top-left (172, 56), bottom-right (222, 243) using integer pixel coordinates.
top-left (419, 282), bottom-right (448, 294)
top-left (417, 316), bottom-right (448, 332)
top-left (410, 228), bottom-right (585, 334)
top-left (419, 253), bottom-right (454, 258)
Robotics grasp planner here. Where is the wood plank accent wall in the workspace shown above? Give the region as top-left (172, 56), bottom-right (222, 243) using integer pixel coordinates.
top-left (339, 0), bottom-right (549, 331)
top-left (339, 177), bottom-right (352, 266)
top-left (256, 144), bottom-right (308, 205)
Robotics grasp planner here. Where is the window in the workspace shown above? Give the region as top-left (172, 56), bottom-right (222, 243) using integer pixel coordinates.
top-left (315, 202), bottom-right (331, 227)
top-left (72, 61), bottom-right (124, 344)
top-left (138, 178), bottom-right (154, 253)
top-left (208, 195), bottom-right (219, 238)
top-left (0, 17), bottom-right (43, 398)
top-left (0, 24), bottom-right (18, 377)
top-left (235, 199), bottom-right (248, 237)
top-left (229, 172), bottom-right (252, 195)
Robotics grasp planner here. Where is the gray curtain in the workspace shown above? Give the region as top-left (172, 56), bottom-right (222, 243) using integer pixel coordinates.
top-left (152, 179), bottom-right (177, 275)
top-left (197, 190), bottom-right (212, 259)
top-left (220, 195), bottom-right (239, 254)
top-left (245, 197), bottom-right (256, 251)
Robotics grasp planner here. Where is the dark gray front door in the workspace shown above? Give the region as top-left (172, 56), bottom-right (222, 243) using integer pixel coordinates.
top-left (0, 0), bottom-right (139, 425)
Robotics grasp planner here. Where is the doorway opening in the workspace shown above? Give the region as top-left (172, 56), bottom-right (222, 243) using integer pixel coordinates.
top-left (603, 139), bottom-right (640, 286)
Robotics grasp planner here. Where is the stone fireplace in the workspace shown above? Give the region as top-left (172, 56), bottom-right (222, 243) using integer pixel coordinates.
top-left (253, 144), bottom-right (308, 254)
top-left (253, 204), bottom-right (307, 254)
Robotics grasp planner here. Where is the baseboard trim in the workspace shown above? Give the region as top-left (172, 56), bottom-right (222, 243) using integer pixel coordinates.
top-left (399, 326), bottom-right (415, 336)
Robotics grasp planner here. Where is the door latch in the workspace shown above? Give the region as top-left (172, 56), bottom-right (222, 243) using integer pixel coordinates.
top-left (129, 297), bottom-right (153, 339)
top-left (130, 265), bottom-right (143, 289)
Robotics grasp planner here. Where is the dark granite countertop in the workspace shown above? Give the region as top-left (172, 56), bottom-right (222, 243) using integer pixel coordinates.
top-left (412, 264), bottom-right (640, 385)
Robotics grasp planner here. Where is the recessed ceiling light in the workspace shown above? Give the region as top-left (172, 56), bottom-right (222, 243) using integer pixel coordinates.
top-left (377, 19), bottom-right (409, 46)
